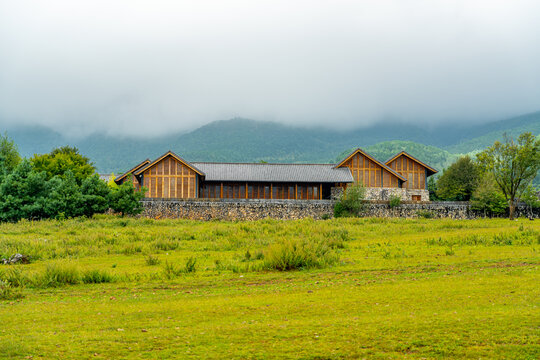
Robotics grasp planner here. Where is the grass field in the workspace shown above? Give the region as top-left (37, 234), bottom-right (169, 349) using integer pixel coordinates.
top-left (0, 216), bottom-right (539, 359)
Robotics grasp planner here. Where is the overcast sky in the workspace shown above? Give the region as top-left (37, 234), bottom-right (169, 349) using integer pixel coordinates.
top-left (1, 0), bottom-right (540, 137)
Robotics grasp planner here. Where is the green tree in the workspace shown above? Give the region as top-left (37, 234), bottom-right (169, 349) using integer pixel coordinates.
top-left (0, 132), bottom-right (21, 175)
top-left (471, 174), bottom-right (507, 217)
top-left (334, 183), bottom-right (366, 217)
top-left (108, 182), bottom-right (145, 216)
top-left (477, 132), bottom-right (540, 220)
top-left (427, 176), bottom-right (440, 201)
top-left (436, 156), bottom-right (481, 201)
top-left (520, 184), bottom-right (540, 218)
top-left (0, 160), bottom-right (49, 222)
top-left (80, 174), bottom-right (111, 217)
top-left (45, 171), bottom-right (84, 218)
top-left (31, 146), bottom-right (95, 185)
top-left (107, 172), bottom-right (119, 189)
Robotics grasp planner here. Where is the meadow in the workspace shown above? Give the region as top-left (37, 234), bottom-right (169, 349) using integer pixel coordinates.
top-left (0, 216), bottom-right (539, 359)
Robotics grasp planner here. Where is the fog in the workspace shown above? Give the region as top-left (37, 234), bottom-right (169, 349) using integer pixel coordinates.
top-left (1, 0), bottom-right (540, 137)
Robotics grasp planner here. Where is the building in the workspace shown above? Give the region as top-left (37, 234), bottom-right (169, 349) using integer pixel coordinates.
top-left (114, 149), bottom-right (437, 201)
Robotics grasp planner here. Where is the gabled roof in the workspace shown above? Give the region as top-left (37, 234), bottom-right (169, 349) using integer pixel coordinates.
top-left (133, 151), bottom-right (205, 176)
top-left (385, 151), bottom-right (438, 175)
top-left (335, 148), bottom-right (407, 181)
top-left (114, 159), bottom-right (151, 184)
top-left (191, 162), bottom-right (353, 183)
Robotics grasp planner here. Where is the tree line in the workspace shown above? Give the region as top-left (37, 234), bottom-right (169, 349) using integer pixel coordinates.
top-left (0, 134), bottom-right (144, 222)
top-left (428, 132), bottom-right (540, 219)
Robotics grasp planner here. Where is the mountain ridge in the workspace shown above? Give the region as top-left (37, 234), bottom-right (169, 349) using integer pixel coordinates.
top-left (2, 111), bottom-right (539, 173)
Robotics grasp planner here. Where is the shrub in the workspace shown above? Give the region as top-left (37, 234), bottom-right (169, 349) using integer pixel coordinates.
top-left (82, 269), bottom-right (113, 284)
top-left (263, 238), bottom-right (339, 271)
top-left (163, 261), bottom-right (182, 279)
top-left (1, 267), bottom-right (29, 288)
top-left (108, 181), bottom-right (146, 216)
top-left (39, 262), bottom-right (81, 287)
top-left (471, 174), bottom-right (507, 216)
top-left (388, 195), bottom-right (401, 208)
top-left (416, 210), bottom-right (435, 219)
top-left (153, 239), bottom-right (179, 251)
top-left (0, 280), bottom-right (24, 300)
top-left (145, 254), bottom-right (161, 266)
top-left (334, 184), bottom-right (366, 218)
top-left (184, 257), bottom-right (197, 273)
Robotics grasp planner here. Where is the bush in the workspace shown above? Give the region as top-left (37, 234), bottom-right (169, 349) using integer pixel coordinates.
top-left (153, 239), bottom-right (179, 251)
top-left (416, 210), bottom-right (435, 219)
top-left (39, 262), bottom-right (81, 287)
top-left (334, 184), bottom-right (366, 218)
top-left (184, 257), bottom-right (197, 273)
top-left (162, 257), bottom-right (197, 278)
top-left (471, 174), bottom-right (507, 216)
top-left (388, 195), bottom-right (401, 208)
top-left (82, 269), bottom-right (113, 284)
top-left (0, 280), bottom-right (24, 300)
top-left (145, 254), bottom-right (161, 266)
top-left (108, 181), bottom-right (146, 216)
top-left (263, 238), bottom-right (339, 271)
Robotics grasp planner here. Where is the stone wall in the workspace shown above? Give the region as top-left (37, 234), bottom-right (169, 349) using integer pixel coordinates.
top-left (331, 187), bottom-right (430, 201)
top-left (141, 199), bottom-right (334, 221)
top-left (141, 199), bottom-right (539, 220)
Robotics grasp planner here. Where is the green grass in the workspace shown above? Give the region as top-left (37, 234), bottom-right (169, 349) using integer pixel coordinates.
top-left (0, 216), bottom-right (539, 359)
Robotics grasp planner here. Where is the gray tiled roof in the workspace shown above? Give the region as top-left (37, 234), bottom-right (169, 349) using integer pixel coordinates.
top-left (191, 162), bottom-right (354, 183)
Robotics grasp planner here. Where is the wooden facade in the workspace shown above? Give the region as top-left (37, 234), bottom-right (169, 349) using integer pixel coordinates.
top-left (130, 152), bottom-right (204, 199)
top-left (385, 152), bottom-right (437, 190)
top-left (336, 149), bottom-right (405, 188)
top-left (115, 149), bottom-right (437, 201)
top-left (200, 182), bottom-right (324, 200)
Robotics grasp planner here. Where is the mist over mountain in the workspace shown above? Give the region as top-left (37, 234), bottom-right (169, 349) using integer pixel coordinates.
top-left (2, 111), bottom-right (539, 174)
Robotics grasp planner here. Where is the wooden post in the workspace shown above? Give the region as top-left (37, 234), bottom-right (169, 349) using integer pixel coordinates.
top-left (220, 182), bottom-right (223, 198)
top-left (270, 183), bottom-right (273, 199)
top-left (295, 184), bottom-right (298, 200)
top-left (320, 183), bottom-right (322, 200)
top-left (245, 183), bottom-right (248, 199)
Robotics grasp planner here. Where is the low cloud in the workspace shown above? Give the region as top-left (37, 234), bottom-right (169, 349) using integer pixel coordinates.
top-left (1, 0), bottom-right (540, 137)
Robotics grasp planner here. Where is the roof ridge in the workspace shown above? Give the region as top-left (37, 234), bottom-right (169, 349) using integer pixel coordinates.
top-left (191, 162), bottom-right (336, 166)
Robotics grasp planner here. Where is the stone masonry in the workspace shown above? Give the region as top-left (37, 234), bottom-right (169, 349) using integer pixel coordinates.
top-left (331, 187), bottom-right (430, 201)
top-left (141, 199), bottom-right (539, 220)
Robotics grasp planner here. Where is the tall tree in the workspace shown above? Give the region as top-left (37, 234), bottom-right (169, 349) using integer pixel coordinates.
top-left (0, 132), bottom-right (21, 175)
top-left (436, 156), bottom-right (481, 201)
top-left (45, 171), bottom-right (84, 218)
top-left (477, 132), bottom-right (540, 220)
top-left (0, 160), bottom-right (49, 222)
top-left (80, 174), bottom-right (111, 217)
top-left (31, 146), bottom-right (95, 185)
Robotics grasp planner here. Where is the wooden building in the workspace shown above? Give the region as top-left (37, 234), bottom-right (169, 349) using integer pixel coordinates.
top-left (115, 149), bottom-right (437, 201)
top-left (335, 148), bottom-right (407, 188)
top-left (385, 151), bottom-right (438, 190)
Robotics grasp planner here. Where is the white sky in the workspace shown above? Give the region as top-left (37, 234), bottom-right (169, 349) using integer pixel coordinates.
top-left (1, 0), bottom-right (540, 137)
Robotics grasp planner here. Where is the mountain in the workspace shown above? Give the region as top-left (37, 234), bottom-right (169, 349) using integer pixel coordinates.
top-left (445, 111), bottom-right (540, 153)
top-left (2, 111), bottom-right (539, 174)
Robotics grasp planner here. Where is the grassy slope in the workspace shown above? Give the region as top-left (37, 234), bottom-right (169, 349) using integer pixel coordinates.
top-left (0, 217), bottom-right (539, 359)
